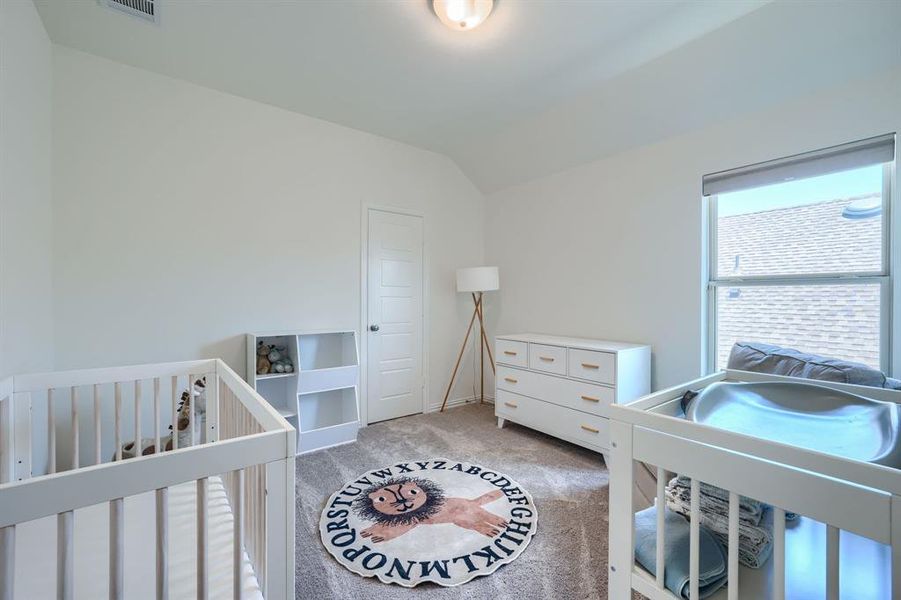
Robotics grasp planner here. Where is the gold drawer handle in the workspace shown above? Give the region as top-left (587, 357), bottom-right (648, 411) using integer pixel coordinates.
top-left (504, 351), bottom-right (518, 356)
top-left (504, 377), bottom-right (518, 383)
top-left (581, 362), bottom-right (600, 370)
top-left (539, 356), bottom-right (555, 362)
top-left (581, 424), bottom-right (599, 434)
top-left (504, 401), bottom-right (518, 408)
top-left (580, 395), bottom-right (600, 403)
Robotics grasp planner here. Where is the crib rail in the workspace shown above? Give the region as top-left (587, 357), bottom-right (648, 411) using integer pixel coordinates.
top-left (608, 370), bottom-right (901, 600)
top-left (0, 359), bottom-right (295, 600)
top-left (220, 379), bottom-right (268, 597)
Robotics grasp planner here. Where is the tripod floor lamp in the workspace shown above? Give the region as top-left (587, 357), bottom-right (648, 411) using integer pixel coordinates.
top-left (440, 266), bottom-right (499, 412)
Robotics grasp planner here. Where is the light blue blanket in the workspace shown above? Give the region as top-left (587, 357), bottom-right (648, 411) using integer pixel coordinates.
top-left (634, 506), bottom-right (728, 599)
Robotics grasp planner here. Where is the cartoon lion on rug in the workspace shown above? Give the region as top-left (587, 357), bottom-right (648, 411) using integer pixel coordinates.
top-left (353, 476), bottom-right (508, 543)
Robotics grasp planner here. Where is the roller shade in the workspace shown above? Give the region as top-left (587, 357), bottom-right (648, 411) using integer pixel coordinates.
top-left (703, 134), bottom-right (895, 196)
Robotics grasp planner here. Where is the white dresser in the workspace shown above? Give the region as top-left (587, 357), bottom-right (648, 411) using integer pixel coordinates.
top-left (495, 333), bottom-right (651, 457)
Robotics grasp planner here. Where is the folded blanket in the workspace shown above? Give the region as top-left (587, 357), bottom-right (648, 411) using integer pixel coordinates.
top-left (672, 476), bottom-right (763, 524)
top-left (665, 492), bottom-right (772, 568)
top-left (672, 476), bottom-right (799, 522)
top-left (666, 477), bottom-right (783, 569)
top-left (634, 506), bottom-right (728, 599)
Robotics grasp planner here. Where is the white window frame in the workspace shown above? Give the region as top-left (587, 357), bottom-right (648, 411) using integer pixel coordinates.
top-left (704, 161), bottom-right (895, 375)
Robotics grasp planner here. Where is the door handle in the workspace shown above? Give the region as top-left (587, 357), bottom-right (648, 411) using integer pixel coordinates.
top-left (370, 324), bottom-right (380, 332)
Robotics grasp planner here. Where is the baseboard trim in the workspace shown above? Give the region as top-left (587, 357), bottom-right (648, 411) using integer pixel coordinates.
top-left (427, 395), bottom-right (494, 413)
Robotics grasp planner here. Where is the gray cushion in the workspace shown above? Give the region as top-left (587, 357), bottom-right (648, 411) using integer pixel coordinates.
top-left (727, 341), bottom-right (889, 389)
top-left (884, 377), bottom-right (901, 390)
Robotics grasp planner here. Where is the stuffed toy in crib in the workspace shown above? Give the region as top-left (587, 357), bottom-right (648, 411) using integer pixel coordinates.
top-left (115, 377), bottom-right (207, 460)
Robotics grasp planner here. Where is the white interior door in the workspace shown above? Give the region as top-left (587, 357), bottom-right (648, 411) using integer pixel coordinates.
top-left (366, 209), bottom-right (424, 423)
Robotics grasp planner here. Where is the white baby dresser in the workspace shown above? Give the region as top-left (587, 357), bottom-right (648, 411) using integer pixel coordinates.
top-left (495, 333), bottom-right (650, 457)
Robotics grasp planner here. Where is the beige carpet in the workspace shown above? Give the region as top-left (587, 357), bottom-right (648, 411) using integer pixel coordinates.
top-left (295, 402), bottom-right (621, 599)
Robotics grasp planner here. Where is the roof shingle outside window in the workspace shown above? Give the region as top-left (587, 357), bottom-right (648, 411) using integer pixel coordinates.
top-left (716, 195), bottom-right (882, 369)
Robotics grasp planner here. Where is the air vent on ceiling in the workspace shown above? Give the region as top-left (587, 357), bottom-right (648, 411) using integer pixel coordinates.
top-left (100, 0), bottom-right (158, 24)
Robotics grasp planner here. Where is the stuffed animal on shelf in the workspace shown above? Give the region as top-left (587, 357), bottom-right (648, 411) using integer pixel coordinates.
top-left (266, 345), bottom-right (294, 374)
top-left (257, 341), bottom-right (273, 375)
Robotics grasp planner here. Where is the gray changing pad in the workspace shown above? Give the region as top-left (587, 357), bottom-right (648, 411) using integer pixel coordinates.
top-left (685, 381), bottom-right (901, 467)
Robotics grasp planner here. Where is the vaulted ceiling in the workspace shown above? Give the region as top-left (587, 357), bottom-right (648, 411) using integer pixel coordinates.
top-left (35, 0), bottom-right (901, 192)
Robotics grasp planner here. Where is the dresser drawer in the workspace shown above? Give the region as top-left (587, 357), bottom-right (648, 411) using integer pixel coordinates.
top-left (528, 343), bottom-right (567, 375)
top-left (568, 348), bottom-right (615, 384)
top-left (497, 365), bottom-right (528, 392)
top-left (495, 389), bottom-right (544, 426)
top-left (496, 339), bottom-right (528, 367)
top-left (568, 412), bottom-right (610, 449)
top-left (565, 379), bottom-right (614, 417)
top-left (496, 365), bottom-right (613, 417)
top-left (496, 389), bottom-right (609, 450)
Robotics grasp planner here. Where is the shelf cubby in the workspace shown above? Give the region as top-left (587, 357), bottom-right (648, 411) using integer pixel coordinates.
top-left (255, 376), bottom-right (297, 418)
top-left (296, 387), bottom-right (360, 453)
top-left (252, 334), bottom-right (299, 378)
top-left (296, 332), bottom-right (359, 394)
top-left (297, 331), bottom-right (358, 370)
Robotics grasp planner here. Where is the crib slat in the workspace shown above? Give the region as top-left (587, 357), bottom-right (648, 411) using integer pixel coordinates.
top-left (892, 496), bottom-right (901, 600)
top-left (773, 507), bottom-right (786, 600)
top-left (206, 373), bottom-right (219, 444)
top-left (94, 384), bottom-right (102, 465)
top-left (234, 469), bottom-right (244, 600)
top-left (57, 510), bottom-right (74, 600)
top-left (689, 478), bottom-right (700, 600)
top-left (727, 492), bottom-right (739, 600)
top-left (110, 497), bottom-right (124, 600)
top-left (14, 392), bottom-right (32, 481)
top-left (197, 477), bottom-right (209, 600)
top-left (655, 466), bottom-right (665, 589)
top-left (826, 524), bottom-right (840, 600)
top-left (115, 383), bottom-right (123, 461)
top-left (154, 378), bottom-right (161, 454)
top-left (70, 388), bottom-right (79, 470)
top-left (257, 462), bottom-right (265, 595)
top-left (156, 487), bottom-right (169, 600)
top-left (0, 525), bottom-right (14, 600)
top-left (171, 376), bottom-right (179, 451)
top-left (134, 380), bottom-right (142, 452)
top-left (189, 374), bottom-right (196, 447)
top-left (48, 389), bottom-right (56, 474)
top-left (1, 396), bottom-right (11, 484)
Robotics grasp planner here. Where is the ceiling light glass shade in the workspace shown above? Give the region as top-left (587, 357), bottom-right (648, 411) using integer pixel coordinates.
top-left (433, 0), bottom-right (494, 30)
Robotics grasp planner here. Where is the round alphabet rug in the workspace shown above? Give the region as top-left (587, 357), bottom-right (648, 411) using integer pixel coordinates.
top-left (319, 458), bottom-right (538, 587)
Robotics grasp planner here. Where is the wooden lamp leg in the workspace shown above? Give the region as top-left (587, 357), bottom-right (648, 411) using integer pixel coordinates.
top-left (474, 292), bottom-right (495, 373)
top-left (473, 293), bottom-right (484, 402)
top-left (440, 300), bottom-right (479, 412)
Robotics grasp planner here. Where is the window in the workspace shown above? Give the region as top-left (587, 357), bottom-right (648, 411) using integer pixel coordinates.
top-left (704, 135), bottom-right (895, 372)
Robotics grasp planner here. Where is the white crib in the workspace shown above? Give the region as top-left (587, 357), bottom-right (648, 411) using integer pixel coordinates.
top-left (608, 369), bottom-right (900, 600)
top-left (0, 359), bottom-right (296, 600)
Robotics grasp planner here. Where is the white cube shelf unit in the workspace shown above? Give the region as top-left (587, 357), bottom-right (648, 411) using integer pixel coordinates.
top-left (246, 330), bottom-right (360, 454)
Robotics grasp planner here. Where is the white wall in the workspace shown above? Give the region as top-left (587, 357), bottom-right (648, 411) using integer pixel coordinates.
top-left (51, 46), bottom-right (486, 413)
top-left (486, 67), bottom-right (901, 391)
top-left (0, 0), bottom-right (54, 378)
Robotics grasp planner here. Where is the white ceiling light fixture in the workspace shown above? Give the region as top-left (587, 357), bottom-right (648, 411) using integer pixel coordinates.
top-left (432, 0), bottom-right (494, 31)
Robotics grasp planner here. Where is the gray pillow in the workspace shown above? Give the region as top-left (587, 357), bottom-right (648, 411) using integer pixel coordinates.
top-left (727, 341), bottom-right (888, 389)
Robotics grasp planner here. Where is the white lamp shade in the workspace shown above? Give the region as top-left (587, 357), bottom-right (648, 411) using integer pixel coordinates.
top-left (456, 266), bottom-right (499, 292)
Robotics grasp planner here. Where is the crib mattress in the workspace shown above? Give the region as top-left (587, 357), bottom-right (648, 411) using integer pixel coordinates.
top-left (13, 476), bottom-right (263, 600)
